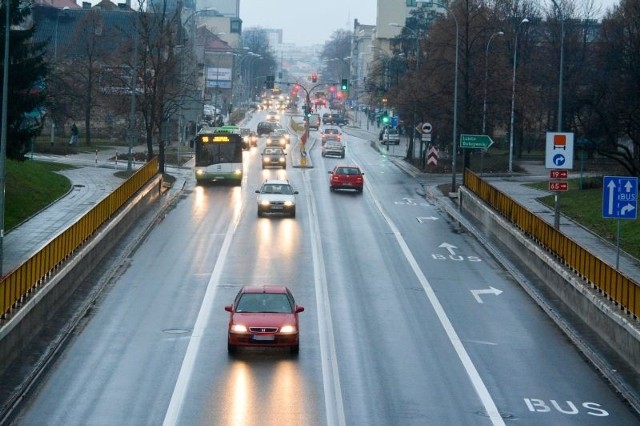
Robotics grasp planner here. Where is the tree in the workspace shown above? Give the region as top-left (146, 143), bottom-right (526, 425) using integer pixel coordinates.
top-left (320, 29), bottom-right (351, 82)
top-left (576, 0), bottom-right (640, 176)
top-left (1, 0), bottom-right (49, 160)
top-left (242, 27), bottom-right (276, 92)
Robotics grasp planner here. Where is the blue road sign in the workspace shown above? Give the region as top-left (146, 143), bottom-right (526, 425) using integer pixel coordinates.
top-left (602, 176), bottom-right (638, 219)
top-left (391, 116), bottom-right (398, 127)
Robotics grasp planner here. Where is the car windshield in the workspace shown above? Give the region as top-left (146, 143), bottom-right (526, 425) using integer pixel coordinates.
top-left (236, 293), bottom-right (292, 313)
top-left (261, 184), bottom-right (293, 194)
top-left (336, 167), bottom-right (360, 175)
top-left (387, 129), bottom-right (398, 135)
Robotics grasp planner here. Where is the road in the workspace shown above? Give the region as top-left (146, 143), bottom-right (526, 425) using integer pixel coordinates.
top-left (9, 110), bottom-right (640, 426)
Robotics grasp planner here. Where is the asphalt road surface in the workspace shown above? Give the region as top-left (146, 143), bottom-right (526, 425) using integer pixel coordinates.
top-left (9, 110), bottom-right (640, 426)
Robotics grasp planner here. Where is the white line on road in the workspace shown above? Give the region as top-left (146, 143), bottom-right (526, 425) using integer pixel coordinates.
top-left (364, 183), bottom-right (506, 426)
top-left (162, 200), bottom-right (243, 426)
top-left (303, 171), bottom-right (347, 426)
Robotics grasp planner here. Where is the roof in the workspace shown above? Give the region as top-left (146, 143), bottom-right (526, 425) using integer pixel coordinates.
top-left (240, 285), bottom-right (290, 294)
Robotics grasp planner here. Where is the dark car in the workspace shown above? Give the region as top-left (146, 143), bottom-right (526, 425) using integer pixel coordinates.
top-left (257, 121), bottom-right (276, 136)
top-left (261, 147), bottom-right (287, 169)
top-left (225, 285), bottom-right (304, 354)
top-left (328, 165), bottom-right (364, 193)
top-left (332, 114), bottom-right (348, 125)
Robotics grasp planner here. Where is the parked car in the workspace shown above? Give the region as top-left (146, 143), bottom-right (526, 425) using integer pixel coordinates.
top-left (322, 141), bottom-right (345, 158)
top-left (328, 165), bottom-right (364, 193)
top-left (261, 147), bottom-right (287, 169)
top-left (255, 179), bottom-right (298, 217)
top-left (381, 128), bottom-right (400, 145)
top-left (224, 285), bottom-right (304, 354)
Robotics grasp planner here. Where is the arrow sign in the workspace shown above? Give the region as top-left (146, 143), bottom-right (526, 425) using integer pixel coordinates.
top-left (471, 287), bottom-right (503, 303)
top-left (459, 134), bottom-right (494, 149)
top-left (602, 176), bottom-right (638, 219)
top-left (439, 242), bottom-right (457, 255)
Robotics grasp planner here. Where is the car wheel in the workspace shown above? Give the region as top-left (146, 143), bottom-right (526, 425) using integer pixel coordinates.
top-left (290, 209), bottom-right (296, 218)
top-left (341, 154), bottom-right (345, 159)
top-left (257, 210), bottom-right (263, 217)
top-left (290, 344), bottom-right (299, 355)
top-left (228, 341), bottom-right (237, 355)
top-left (283, 165), bottom-right (287, 170)
top-left (329, 186), bottom-right (334, 192)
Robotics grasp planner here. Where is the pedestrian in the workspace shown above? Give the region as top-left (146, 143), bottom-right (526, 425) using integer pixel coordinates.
top-left (69, 123), bottom-right (79, 146)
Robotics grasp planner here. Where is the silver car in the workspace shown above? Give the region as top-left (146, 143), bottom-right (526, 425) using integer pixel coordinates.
top-left (255, 179), bottom-right (298, 218)
top-left (322, 141), bottom-right (345, 158)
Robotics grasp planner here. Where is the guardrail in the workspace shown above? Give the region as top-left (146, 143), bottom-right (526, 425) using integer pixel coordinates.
top-left (0, 157), bottom-right (159, 319)
top-left (464, 168), bottom-right (640, 319)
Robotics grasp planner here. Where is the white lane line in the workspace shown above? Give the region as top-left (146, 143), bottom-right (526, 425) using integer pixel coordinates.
top-left (365, 184), bottom-right (506, 426)
top-left (302, 171), bottom-right (347, 426)
top-left (162, 202), bottom-right (242, 426)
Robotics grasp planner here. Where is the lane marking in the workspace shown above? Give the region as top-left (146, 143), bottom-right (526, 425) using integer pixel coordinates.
top-left (162, 197), bottom-right (243, 426)
top-left (364, 183), bottom-right (506, 426)
top-left (303, 171), bottom-right (347, 426)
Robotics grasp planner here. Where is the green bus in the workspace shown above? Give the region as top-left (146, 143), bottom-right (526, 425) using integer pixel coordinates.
top-left (194, 128), bottom-right (244, 185)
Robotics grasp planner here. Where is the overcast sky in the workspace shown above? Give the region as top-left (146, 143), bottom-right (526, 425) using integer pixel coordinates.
top-left (239, 0), bottom-right (620, 47)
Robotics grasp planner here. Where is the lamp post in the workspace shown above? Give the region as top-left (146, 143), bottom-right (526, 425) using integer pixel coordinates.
top-left (508, 18), bottom-right (529, 173)
top-left (482, 31), bottom-right (503, 135)
top-left (550, 0), bottom-right (564, 132)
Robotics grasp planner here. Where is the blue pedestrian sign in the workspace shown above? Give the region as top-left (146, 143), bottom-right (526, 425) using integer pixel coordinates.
top-left (602, 176), bottom-right (638, 219)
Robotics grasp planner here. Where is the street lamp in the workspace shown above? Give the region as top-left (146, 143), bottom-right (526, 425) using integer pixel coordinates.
top-left (550, 0), bottom-right (564, 132)
top-left (482, 31), bottom-right (503, 135)
top-left (508, 18), bottom-right (529, 173)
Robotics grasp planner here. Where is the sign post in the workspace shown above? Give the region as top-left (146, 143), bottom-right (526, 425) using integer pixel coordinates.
top-left (602, 176), bottom-right (638, 269)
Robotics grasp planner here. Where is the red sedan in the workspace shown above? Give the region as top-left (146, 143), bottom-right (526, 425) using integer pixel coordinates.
top-left (328, 165), bottom-right (364, 193)
top-left (224, 286), bottom-right (304, 354)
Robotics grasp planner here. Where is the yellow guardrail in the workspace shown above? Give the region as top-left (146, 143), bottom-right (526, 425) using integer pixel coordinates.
top-left (464, 169), bottom-right (640, 318)
top-left (0, 157), bottom-right (159, 319)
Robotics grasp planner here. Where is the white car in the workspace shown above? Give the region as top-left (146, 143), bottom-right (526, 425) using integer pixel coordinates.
top-left (255, 179), bottom-right (298, 218)
top-left (381, 128), bottom-right (400, 145)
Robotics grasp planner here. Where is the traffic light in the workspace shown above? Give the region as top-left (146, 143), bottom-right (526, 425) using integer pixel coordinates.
top-left (340, 79), bottom-right (348, 91)
top-left (265, 75), bottom-right (275, 89)
top-left (381, 114), bottom-right (390, 125)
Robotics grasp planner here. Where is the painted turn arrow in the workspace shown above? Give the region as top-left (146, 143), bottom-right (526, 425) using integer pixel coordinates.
top-left (471, 287), bottom-right (503, 303)
top-left (439, 242), bottom-right (458, 255)
top-left (417, 217), bottom-right (438, 222)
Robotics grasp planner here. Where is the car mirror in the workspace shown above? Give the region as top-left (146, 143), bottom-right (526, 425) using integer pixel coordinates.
top-left (255, 189), bottom-right (260, 193)
top-left (328, 171), bottom-right (333, 174)
top-left (224, 305), bottom-right (233, 312)
top-left (295, 306), bottom-right (305, 313)
top-left (293, 191), bottom-right (299, 194)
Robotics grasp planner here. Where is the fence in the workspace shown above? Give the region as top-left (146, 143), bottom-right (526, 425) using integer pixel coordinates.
top-left (464, 169), bottom-right (640, 319)
top-left (0, 157), bottom-right (159, 319)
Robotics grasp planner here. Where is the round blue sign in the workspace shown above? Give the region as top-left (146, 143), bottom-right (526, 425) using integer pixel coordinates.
top-left (553, 154), bottom-right (566, 167)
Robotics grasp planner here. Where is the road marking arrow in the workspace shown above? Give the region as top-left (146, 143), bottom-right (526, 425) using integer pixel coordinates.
top-left (417, 217), bottom-right (438, 223)
top-left (439, 242), bottom-right (457, 255)
top-left (471, 287), bottom-right (503, 303)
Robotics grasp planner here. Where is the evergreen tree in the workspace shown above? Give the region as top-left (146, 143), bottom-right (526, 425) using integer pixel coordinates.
top-left (0, 0), bottom-right (49, 160)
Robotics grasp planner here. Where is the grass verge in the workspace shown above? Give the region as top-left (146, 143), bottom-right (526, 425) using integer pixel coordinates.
top-left (6, 160), bottom-right (74, 231)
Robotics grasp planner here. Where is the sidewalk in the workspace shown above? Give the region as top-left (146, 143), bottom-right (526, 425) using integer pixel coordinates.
top-left (2, 147), bottom-right (190, 275)
top-left (343, 110), bottom-right (640, 282)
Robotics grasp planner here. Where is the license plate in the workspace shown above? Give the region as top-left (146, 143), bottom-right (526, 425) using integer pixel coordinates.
top-left (252, 334), bottom-right (275, 341)
top-left (271, 206), bottom-right (283, 210)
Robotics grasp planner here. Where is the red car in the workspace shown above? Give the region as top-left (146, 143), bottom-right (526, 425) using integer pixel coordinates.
top-left (328, 165), bottom-right (364, 193)
top-left (225, 286), bottom-right (304, 354)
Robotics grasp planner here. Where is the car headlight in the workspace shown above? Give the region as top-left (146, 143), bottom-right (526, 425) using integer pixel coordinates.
top-left (263, 158), bottom-right (271, 163)
top-left (279, 158), bottom-right (285, 163)
top-left (230, 324), bottom-right (247, 333)
top-left (260, 200), bottom-right (271, 206)
top-left (196, 169), bottom-right (205, 176)
top-left (284, 200), bottom-right (294, 207)
top-left (279, 325), bottom-right (297, 333)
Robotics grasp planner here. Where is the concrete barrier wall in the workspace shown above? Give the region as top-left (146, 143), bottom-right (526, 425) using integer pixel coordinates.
top-left (459, 187), bottom-right (640, 377)
top-left (0, 177), bottom-right (162, 377)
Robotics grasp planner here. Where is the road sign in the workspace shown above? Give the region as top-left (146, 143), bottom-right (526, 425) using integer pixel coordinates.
top-left (422, 133), bottom-right (432, 142)
top-left (422, 122), bottom-right (432, 134)
top-left (550, 170), bottom-right (568, 179)
top-left (545, 132), bottom-right (574, 169)
top-left (459, 134), bottom-right (494, 149)
top-left (602, 176), bottom-right (638, 219)
top-left (391, 116), bottom-right (398, 127)
top-left (548, 181), bottom-right (568, 191)
top-left (427, 146), bottom-right (438, 166)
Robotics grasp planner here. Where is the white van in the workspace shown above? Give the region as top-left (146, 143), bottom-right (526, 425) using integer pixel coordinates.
top-left (308, 114), bottom-right (321, 130)
top-left (381, 128), bottom-right (400, 145)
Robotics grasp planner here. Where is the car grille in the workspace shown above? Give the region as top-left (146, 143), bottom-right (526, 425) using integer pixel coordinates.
top-left (249, 327), bottom-right (278, 333)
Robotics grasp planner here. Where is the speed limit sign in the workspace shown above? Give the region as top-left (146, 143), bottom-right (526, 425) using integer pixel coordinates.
top-left (421, 122), bottom-right (432, 134)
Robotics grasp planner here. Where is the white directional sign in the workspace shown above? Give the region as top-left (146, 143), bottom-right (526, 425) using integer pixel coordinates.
top-left (422, 122), bottom-right (432, 134)
top-left (545, 132), bottom-right (574, 169)
top-left (602, 176), bottom-right (638, 219)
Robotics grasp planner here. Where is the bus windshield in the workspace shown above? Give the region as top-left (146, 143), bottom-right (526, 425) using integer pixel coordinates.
top-left (195, 133), bottom-right (243, 167)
